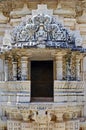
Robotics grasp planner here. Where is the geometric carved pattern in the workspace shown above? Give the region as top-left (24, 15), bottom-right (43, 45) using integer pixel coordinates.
top-left (0, 81), bottom-right (30, 92)
top-left (71, 53), bottom-right (76, 80)
top-left (8, 57), bottom-right (13, 81)
top-left (63, 55), bottom-right (67, 80)
top-left (54, 81), bottom-right (84, 90)
top-left (63, 53), bottom-right (77, 80)
top-left (63, 54), bottom-right (71, 80)
top-left (0, 80), bottom-right (84, 91)
top-left (17, 56), bottom-right (21, 80)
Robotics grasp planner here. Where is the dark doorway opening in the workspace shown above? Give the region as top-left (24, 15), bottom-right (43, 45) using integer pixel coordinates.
top-left (31, 61), bottom-right (53, 102)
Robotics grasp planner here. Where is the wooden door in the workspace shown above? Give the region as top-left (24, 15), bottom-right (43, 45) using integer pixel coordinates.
top-left (31, 61), bottom-right (53, 102)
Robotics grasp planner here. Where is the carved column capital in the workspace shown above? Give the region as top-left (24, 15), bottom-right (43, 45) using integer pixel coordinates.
top-left (21, 56), bottom-right (28, 61)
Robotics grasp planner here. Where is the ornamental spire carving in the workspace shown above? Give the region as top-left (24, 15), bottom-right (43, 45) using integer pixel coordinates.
top-left (10, 13), bottom-right (82, 49)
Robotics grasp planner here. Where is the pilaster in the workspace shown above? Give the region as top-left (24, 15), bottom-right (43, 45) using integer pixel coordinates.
top-left (12, 61), bottom-right (17, 81)
top-left (4, 60), bottom-right (8, 81)
top-left (21, 56), bottom-right (28, 80)
top-left (76, 55), bottom-right (81, 81)
top-left (83, 57), bottom-right (86, 116)
top-left (16, 94), bottom-right (19, 104)
top-left (7, 95), bottom-right (11, 104)
top-left (55, 53), bottom-right (63, 80)
top-left (66, 53), bottom-right (71, 80)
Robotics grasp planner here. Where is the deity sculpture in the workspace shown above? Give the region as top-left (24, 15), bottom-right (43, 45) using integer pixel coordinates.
top-left (36, 26), bottom-right (47, 42)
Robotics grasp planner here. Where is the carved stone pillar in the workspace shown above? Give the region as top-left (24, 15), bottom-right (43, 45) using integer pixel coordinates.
top-left (12, 61), bottom-right (17, 81)
top-left (16, 94), bottom-right (19, 104)
top-left (83, 56), bottom-right (86, 81)
top-left (76, 56), bottom-right (80, 80)
top-left (4, 60), bottom-right (8, 81)
top-left (71, 53), bottom-right (76, 80)
top-left (7, 95), bottom-right (11, 104)
top-left (56, 54), bottom-right (63, 80)
top-left (66, 54), bottom-right (71, 80)
top-left (21, 56), bottom-right (28, 80)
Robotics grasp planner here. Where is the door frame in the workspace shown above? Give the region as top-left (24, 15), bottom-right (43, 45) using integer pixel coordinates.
top-left (30, 60), bottom-right (54, 102)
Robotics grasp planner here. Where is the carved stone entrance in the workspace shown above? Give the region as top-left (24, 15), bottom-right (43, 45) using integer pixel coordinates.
top-left (31, 61), bottom-right (53, 102)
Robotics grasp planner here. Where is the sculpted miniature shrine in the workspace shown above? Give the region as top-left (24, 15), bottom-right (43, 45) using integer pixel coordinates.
top-left (0, 1), bottom-right (86, 130)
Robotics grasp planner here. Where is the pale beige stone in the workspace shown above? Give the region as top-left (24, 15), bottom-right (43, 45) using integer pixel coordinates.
top-left (77, 10), bottom-right (86, 24)
top-left (32, 4), bottom-right (53, 16)
top-left (54, 2), bottom-right (76, 18)
top-left (10, 4), bottom-right (31, 18)
top-left (0, 12), bottom-right (8, 24)
top-left (0, 1), bottom-right (86, 130)
top-left (64, 18), bottom-right (76, 30)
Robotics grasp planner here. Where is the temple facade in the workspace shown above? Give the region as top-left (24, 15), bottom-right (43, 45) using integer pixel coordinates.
top-left (0, 0), bottom-right (86, 130)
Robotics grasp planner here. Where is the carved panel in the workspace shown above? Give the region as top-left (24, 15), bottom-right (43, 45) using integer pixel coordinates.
top-left (10, 13), bottom-right (82, 49)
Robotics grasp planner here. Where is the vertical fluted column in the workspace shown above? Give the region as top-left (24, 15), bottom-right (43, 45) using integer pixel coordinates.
top-left (21, 56), bottom-right (28, 80)
top-left (56, 54), bottom-right (63, 80)
top-left (12, 61), bottom-right (17, 81)
top-left (4, 60), bottom-right (8, 81)
top-left (76, 56), bottom-right (80, 80)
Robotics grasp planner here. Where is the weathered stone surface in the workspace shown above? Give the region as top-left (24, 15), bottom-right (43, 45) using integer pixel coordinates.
top-left (0, 1), bottom-right (86, 130)
top-left (77, 10), bottom-right (86, 24)
top-left (54, 2), bottom-right (76, 18)
top-left (0, 11), bottom-right (8, 24)
top-left (10, 4), bottom-right (31, 18)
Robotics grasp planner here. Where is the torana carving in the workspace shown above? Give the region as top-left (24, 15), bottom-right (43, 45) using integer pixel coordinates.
top-left (10, 14), bottom-right (82, 49)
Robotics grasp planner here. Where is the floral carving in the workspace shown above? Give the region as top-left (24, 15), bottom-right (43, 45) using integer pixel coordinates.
top-left (10, 14), bottom-right (82, 49)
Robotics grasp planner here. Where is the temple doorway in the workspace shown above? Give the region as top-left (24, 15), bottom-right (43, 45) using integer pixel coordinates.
top-left (31, 60), bottom-right (53, 102)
